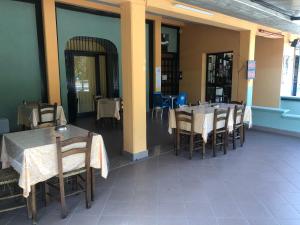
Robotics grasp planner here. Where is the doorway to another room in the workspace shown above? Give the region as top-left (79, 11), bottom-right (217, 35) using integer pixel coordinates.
top-left (206, 51), bottom-right (233, 103)
top-left (64, 36), bottom-right (120, 122)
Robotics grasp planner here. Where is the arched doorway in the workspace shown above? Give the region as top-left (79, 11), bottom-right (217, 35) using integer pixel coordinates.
top-left (64, 36), bottom-right (119, 122)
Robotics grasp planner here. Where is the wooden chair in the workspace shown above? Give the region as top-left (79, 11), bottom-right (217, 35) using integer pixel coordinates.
top-left (0, 167), bottom-right (29, 214)
top-left (212, 108), bottom-right (230, 157)
top-left (44, 132), bottom-right (94, 218)
top-left (175, 110), bottom-right (205, 159)
top-left (232, 104), bottom-right (246, 149)
top-left (230, 100), bottom-right (243, 105)
top-left (37, 103), bottom-right (58, 128)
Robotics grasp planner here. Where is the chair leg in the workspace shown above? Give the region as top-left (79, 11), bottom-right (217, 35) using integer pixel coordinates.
top-left (151, 109), bottom-right (154, 118)
top-left (58, 177), bottom-right (67, 218)
top-left (44, 182), bottom-right (50, 206)
top-left (243, 125), bottom-right (246, 144)
top-left (240, 126), bottom-right (244, 147)
top-left (232, 130), bottom-right (236, 150)
top-left (189, 135), bottom-right (194, 160)
top-left (26, 195), bottom-right (32, 219)
top-left (91, 168), bottom-right (95, 202)
top-left (160, 109), bottom-right (163, 120)
top-left (212, 133), bottom-right (216, 157)
top-left (86, 170), bottom-right (92, 209)
top-left (222, 133), bottom-right (227, 155)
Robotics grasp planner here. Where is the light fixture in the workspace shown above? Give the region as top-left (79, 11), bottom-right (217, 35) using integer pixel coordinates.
top-left (174, 4), bottom-right (213, 16)
top-left (232, 0), bottom-right (291, 23)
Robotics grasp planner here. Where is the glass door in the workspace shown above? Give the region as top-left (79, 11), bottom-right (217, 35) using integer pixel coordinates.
top-left (74, 56), bottom-right (96, 114)
top-left (206, 52), bottom-right (233, 103)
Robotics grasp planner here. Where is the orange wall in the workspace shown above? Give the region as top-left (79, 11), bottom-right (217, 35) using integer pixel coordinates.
top-left (180, 23), bottom-right (240, 103)
top-left (253, 36), bottom-right (284, 107)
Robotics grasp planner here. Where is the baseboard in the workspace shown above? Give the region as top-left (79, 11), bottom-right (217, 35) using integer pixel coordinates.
top-left (252, 125), bottom-right (300, 138)
top-left (122, 149), bottom-right (149, 161)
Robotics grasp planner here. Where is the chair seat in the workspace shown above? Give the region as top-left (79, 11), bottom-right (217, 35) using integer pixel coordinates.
top-left (37, 122), bottom-right (56, 129)
top-left (0, 167), bottom-right (19, 186)
top-left (63, 168), bottom-right (86, 178)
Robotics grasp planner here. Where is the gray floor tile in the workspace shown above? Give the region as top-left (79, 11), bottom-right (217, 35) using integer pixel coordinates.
top-left (187, 217), bottom-right (218, 225)
top-left (217, 218), bottom-right (250, 225)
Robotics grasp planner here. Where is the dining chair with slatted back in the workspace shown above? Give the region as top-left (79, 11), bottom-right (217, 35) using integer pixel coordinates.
top-left (212, 107), bottom-right (230, 157)
top-left (45, 132), bottom-right (94, 218)
top-left (175, 110), bottom-right (195, 159)
top-left (0, 167), bottom-right (30, 215)
top-left (232, 104), bottom-right (246, 149)
top-left (38, 103), bottom-right (58, 128)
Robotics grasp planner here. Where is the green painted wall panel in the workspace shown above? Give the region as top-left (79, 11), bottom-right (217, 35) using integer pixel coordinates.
top-left (56, 8), bottom-right (121, 117)
top-left (0, 0), bottom-right (42, 130)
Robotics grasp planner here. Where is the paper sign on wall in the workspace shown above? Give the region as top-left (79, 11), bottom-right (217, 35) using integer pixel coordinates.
top-left (155, 67), bottom-right (161, 92)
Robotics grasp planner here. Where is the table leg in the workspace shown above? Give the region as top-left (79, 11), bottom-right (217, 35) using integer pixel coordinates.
top-left (31, 185), bottom-right (37, 224)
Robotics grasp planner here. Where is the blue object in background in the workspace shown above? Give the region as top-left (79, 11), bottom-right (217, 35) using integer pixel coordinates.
top-left (152, 93), bottom-right (170, 119)
top-left (176, 92), bottom-right (188, 107)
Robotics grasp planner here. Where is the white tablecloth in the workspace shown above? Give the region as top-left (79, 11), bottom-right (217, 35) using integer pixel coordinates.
top-left (1, 125), bottom-right (109, 198)
top-left (168, 104), bottom-right (252, 143)
top-left (17, 104), bottom-right (67, 128)
top-left (97, 98), bottom-right (120, 120)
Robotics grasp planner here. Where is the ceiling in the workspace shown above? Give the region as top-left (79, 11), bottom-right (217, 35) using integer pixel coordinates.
top-left (177, 0), bottom-right (300, 34)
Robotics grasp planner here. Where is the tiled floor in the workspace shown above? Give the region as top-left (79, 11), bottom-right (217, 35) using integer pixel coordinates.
top-left (2, 123), bottom-right (300, 225)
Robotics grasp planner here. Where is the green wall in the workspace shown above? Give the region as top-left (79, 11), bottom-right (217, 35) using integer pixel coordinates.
top-left (56, 8), bottom-right (121, 117)
top-left (0, 0), bottom-right (43, 130)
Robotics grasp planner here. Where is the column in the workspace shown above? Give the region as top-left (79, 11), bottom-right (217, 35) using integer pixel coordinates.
top-left (239, 30), bottom-right (256, 105)
top-left (121, 0), bottom-right (147, 160)
top-left (42, 0), bottom-right (61, 104)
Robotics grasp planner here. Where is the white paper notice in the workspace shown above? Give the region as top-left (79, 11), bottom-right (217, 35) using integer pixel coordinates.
top-left (155, 67), bottom-right (161, 92)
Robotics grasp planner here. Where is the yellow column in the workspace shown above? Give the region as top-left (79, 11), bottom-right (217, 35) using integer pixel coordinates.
top-left (42, 0), bottom-right (61, 104)
top-left (121, 0), bottom-right (147, 159)
top-left (239, 30), bottom-right (256, 105)
top-left (154, 17), bottom-right (162, 92)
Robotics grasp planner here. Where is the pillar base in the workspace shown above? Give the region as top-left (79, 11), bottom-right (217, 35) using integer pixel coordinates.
top-left (123, 149), bottom-right (148, 161)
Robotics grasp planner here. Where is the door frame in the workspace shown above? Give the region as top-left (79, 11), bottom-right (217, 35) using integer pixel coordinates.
top-left (65, 50), bottom-right (108, 120)
top-left (205, 51), bottom-right (233, 103)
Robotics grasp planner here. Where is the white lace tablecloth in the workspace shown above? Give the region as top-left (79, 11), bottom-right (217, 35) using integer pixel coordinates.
top-left (96, 98), bottom-right (120, 120)
top-left (17, 104), bottom-right (67, 128)
top-left (1, 125), bottom-right (109, 198)
top-left (168, 104), bottom-right (252, 143)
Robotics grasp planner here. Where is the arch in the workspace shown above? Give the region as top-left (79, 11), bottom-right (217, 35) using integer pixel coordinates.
top-left (64, 36), bottom-right (120, 122)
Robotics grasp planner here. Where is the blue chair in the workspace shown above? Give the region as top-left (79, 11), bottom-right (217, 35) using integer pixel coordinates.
top-left (176, 92), bottom-right (188, 107)
top-left (152, 93), bottom-right (169, 119)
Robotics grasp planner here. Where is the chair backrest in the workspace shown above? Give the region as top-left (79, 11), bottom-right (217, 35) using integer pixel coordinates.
top-left (233, 104), bottom-right (246, 126)
top-left (176, 92), bottom-right (188, 106)
top-left (175, 110), bottom-right (194, 134)
top-left (56, 132), bottom-right (93, 177)
top-left (230, 100), bottom-right (243, 105)
top-left (38, 103), bottom-right (58, 125)
top-left (213, 107), bottom-right (230, 132)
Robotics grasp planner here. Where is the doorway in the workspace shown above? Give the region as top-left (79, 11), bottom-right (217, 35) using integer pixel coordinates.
top-left (64, 36), bottom-right (119, 122)
top-left (206, 52), bottom-right (233, 103)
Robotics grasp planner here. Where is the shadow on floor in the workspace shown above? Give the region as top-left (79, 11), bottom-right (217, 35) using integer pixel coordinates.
top-left (72, 112), bottom-right (174, 169)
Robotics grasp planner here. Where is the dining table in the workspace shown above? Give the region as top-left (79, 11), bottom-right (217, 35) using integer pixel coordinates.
top-left (168, 103), bottom-right (252, 143)
top-left (17, 103), bottom-right (67, 129)
top-left (1, 125), bottom-right (109, 223)
top-left (96, 98), bottom-right (121, 120)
